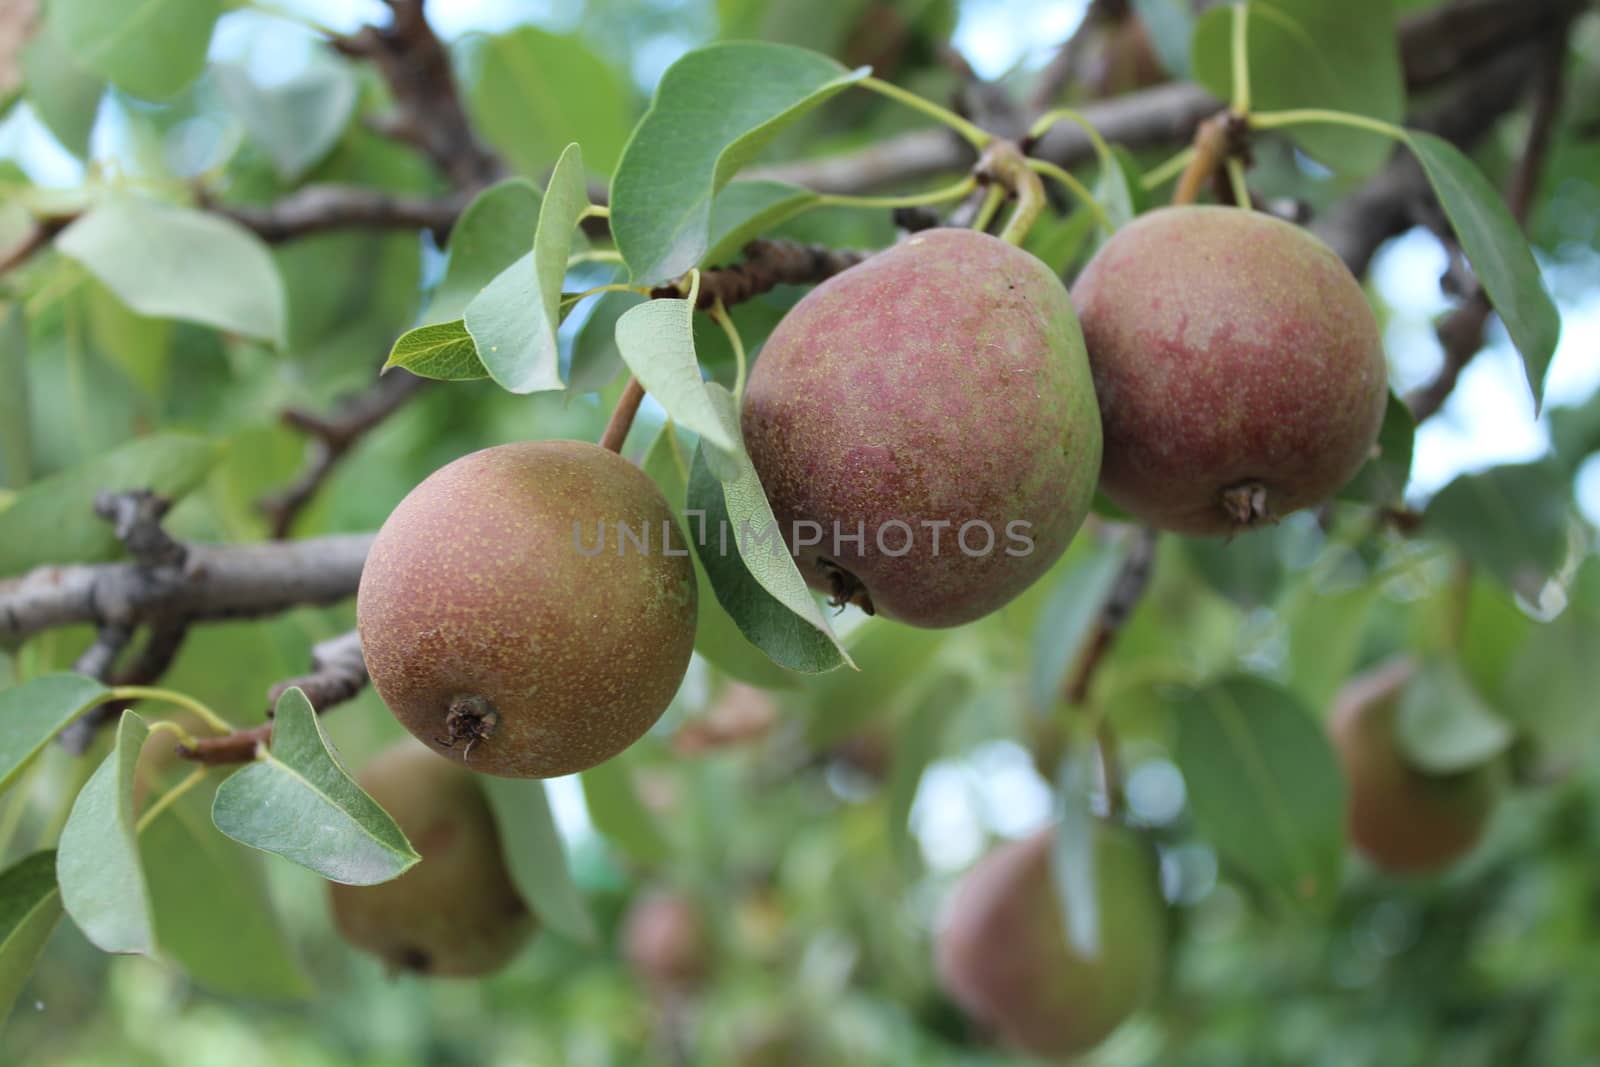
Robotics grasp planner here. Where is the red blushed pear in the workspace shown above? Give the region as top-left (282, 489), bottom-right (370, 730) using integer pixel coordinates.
top-left (1329, 658), bottom-right (1500, 875)
top-left (357, 440), bottom-right (698, 779)
top-left (741, 228), bottom-right (1103, 629)
top-left (1072, 206), bottom-right (1388, 536)
top-left (328, 742), bottom-right (534, 977)
top-left (936, 824), bottom-right (1167, 1058)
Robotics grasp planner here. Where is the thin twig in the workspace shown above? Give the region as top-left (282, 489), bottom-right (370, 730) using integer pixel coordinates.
top-left (215, 186), bottom-right (468, 244)
top-left (180, 630), bottom-right (369, 765)
top-left (259, 369), bottom-right (428, 538)
top-left (651, 239), bottom-right (872, 310)
top-left (1064, 527), bottom-right (1158, 705)
top-left (331, 0), bottom-right (500, 190)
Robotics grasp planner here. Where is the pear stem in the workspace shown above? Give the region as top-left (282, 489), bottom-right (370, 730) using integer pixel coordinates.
top-left (601, 377), bottom-right (647, 453)
top-left (1172, 114), bottom-right (1233, 206)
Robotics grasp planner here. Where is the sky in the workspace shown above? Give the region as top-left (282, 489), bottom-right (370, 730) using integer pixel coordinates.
top-left (3, 0), bottom-right (1597, 872)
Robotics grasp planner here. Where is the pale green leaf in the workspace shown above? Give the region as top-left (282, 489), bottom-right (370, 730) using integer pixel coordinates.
top-left (425, 178), bottom-right (541, 323)
top-left (482, 777), bottom-right (596, 944)
top-left (1397, 658), bottom-right (1514, 775)
top-left (0, 851), bottom-right (63, 1024)
top-left (51, 0), bottom-right (220, 101)
top-left (211, 688), bottom-right (420, 885)
top-left (20, 19), bottom-right (104, 157)
top-left (613, 298), bottom-right (740, 460)
top-left (142, 772), bottom-right (312, 999)
top-left (57, 711), bottom-right (155, 954)
top-left (57, 198), bottom-right (287, 345)
top-left (461, 26), bottom-right (631, 177)
top-left (1175, 676), bottom-right (1345, 908)
top-left (0, 674), bottom-right (110, 795)
top-left (383, 320), bottom-right (488, 381)
top-left (464, 143), bottom-right (589, 393)
top-left (580, 758), bottom-right (671, 865)
top-left (611, 43), bottom-right (868, 284)
top-left (213, 55), bottom-right (358, 183)
top-left (702, 180), bottom-right (820, 266)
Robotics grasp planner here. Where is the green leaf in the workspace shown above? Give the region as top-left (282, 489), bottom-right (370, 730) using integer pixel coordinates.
top-left (1192, 0), bottom-right (1402, 175)
top-left (1549, 389), bottom-right (1600, 473)
top-left (1396, 658), bottom-right (1514, 775)
top-left (0, 303), bottom-right (30, 488)
top-left (1501, 559), bottom-right (1600, 753)
top-left (51, 0), bottom-right (220, 101)
top-left (20, 19), bottom-right (104, 157)
top-left (580, 757), bottom-right (671, 866)
top-left (383, 320), bottom-right (488, 381)
top-left (1405, 131), bottom-right (1563, 407)
top-left (886, 686), bottom-right (957, 874)
top-left (211, 688), bottom-right (420, 885)
top-left (0, 433), bottom-right (218, 575)
top-left (482, 777), bottom-right (596, 944)
top-left (613, 297), bottom-right (741, 462)
top-left (1424, 459), bottom-right (1572, 604)
top-left (0, 674), bottom-right (110, 795)
top-left (1175, 675), bottom-right (1346, 908)
top-left (642, 424), bottom-right (799, 689)
top-left (802, 619), bottom-right (947, 746)
top-left (461, 26), bottom-right (631, 177)
top-left (1051, 746), bottom-right (1106, 957)
top-left (0, 851), bottom-right (63, 1024)
top-left (142, 772), bottom-right (311, 1000)
top-left (702, 180), bottom-right (821, 266)
top-left (464, 143), bottom-right (589, 394)
top-left (213, 55), bottom-right (358, 183)
top-left (1281, 580), bottom-right (1379, 713)
top-left (1095, 148), bottom-right (1144, 235)
top-left (1029, 534), bottom-right (1134, 710)
top-left (425, 178), bottom-right (542, 324)
top-left (84, 277), bottom-right (174, 402)
top-left (568, 288), bottom-right (641, 396)
top-left (1339, 390), bottom-right (1414, 504)
top-left (611, 43), bottom-right (868, 284)
top-left (57, 711), bottom-right (155, 954)
top-left (56, 198), bottom-right (288, 346)
top-left (1131, 0), bottom-right (1195, 79)
top-left (686, 385), bottom-right (850, 673)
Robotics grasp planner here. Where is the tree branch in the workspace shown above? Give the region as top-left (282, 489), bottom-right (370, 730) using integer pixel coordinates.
top-left (216, 185), bottom-right (467, 244)
top-left (258, 369), bottom-right (428, 538)
top-left (332, 0), bottom-right (500, 191)
top-left (1405, 20), bottom-right (1568, 422)
top-left (652, 239), bottom-right (873, 310)
top-left (1064, 527), bottom-right (1159, 705)
top-left (1, 533), bottom-right (371, 644)
top-left (180, 630), bottom-right (369, 765)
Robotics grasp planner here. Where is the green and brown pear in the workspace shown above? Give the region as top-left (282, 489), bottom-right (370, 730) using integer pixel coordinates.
top-left (936, 823), bottom-right (1166, 1058)
top-left (1329, 658), bottom-right (1499, 875)
top-left (357, 440), bottom-right (697, 778)
top-left (741, 228), bottom-right (1103, 628)
top-left (328, 742), bottom-right (534, 976)
top-left (1072, 206), bottom-right (1388, 535)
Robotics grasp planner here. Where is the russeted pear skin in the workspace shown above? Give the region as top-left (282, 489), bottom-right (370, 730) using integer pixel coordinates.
top-left (1329, 658), bottom-right (1498, 875)
top-left (741, 228), bottom-right (1102, 628)
top-left (1072, 206), bottom-right (1388, 535)
top-left (328, 742), bottom-right (534, 976)
top-left (936, 824), bottom-right (1166, 1058)
top-left (357, 440), bottom-right (697, 778)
